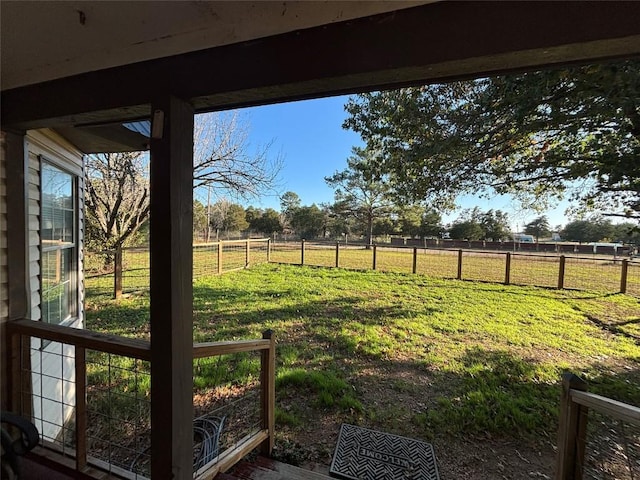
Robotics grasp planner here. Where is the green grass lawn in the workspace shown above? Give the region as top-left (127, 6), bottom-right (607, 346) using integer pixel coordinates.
top-left (85, 263), bottom-right (640, 456)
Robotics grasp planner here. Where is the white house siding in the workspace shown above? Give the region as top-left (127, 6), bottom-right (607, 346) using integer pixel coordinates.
top-left (26, 129), bottom-right (85, 445)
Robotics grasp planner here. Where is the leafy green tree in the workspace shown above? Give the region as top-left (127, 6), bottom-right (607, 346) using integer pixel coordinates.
top-left (250, 208), bottom-right (283, 236)
top-left (372, 217), bottom-right (396, 237)
top-left (479, 210), bottom-right (511, 241)
top-left (612, 222), bottom-right (640, 244)
top-left (325, 147), bottom-right (393, 246)
top-left (562, 217), bottom-right (614, 243)
top-left (223, 204), bottom-right (248, 233)
top-left (291, 204), bottom-right (325, 239)
top-left (524, 216), bottom-right (551, 242)
top-left (279, 191), bottom-right (301, 235)
top-left (449, 220), bottom-right (484, 241)
top-left (193, 200), bottom-right (208, 239)
top-left (344, 60), bottom-right (640, 218)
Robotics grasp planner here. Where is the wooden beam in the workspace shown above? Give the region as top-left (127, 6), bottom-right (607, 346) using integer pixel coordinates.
top-left (3, 129), bottom-right (27, 412)
top-left (149, 96), bottom-right (194, 479)
top-left (3, 2), bottom-right (640, 130)
top-left (4, 130), bottom-right (28, 321)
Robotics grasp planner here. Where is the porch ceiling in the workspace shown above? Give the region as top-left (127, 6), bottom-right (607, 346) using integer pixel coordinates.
top-left (2, 1), bottom-right (640, 132)
top-left (0, 0), bottom-right (428, 91)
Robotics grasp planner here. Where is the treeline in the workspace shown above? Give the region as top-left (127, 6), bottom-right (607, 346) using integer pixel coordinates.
top-left (193, 195), bottom-right (640, 245)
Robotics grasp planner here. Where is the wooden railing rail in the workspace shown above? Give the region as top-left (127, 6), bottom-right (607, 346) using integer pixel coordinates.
top-left (556, 373), bottom-right (640, 480)
top-left (570, 389), bottom-right (640, 426)
top-left (193, 339), bottom-right (271, 358)
top-left (7, 319), bottom-right (151, 360)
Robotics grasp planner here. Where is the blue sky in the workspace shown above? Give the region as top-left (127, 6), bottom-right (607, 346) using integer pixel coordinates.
top-left (199, 95), bottom-right (576, 231)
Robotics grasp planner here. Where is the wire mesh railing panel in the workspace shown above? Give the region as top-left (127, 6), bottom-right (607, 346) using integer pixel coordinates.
top-left (86, 351), bottom-right (151, 479)
top-left (192, 351), bottom-right (263, 474)
top-left (510, 254), bottom-right (558, 288)
top-left (305, 243), bottom-right (336, 268)
top-left (462, 251), bottom-right (506, 283)
top-left (121, 248), bottom-right (151, 294)
top-left (193, 244), bottom-right (219, 279)
top-left (269, 242), bottom-right (301, 264)
top-left (376, 247), bottom-right (414, 274)
top-left (415, 249), bottom-right (458, 279)
top-left (582, 411), bottom-right (640, 479)
top-left (564, 258), bottom-right (622, 293)
top-left (627, 262), bottom-right (640, 297)
top-left (25, 339), bottom-right (78, 460)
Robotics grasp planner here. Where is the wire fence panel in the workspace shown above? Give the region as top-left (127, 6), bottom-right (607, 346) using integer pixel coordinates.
top-left (564, 257), bottom-right (622, 293)
top-left (510, 254), bottom-right (558, 289)
top-left (627, 262), bottom-right (640, 296)
top-left (338, 246), bottom-right (376, 271)
top-left (462, 251), bottom-right (506, 283)
top-left (194, 244), bottom-right (219, 279)
top-left (221, 242), bottom-right (248, 272)
top-left (376, 247), bottom-right (414, 274)
top-left (121, 248), bottom-right (151, 294)
top-left (249, 240), bottom-right (269, 266)
top-left (582, 411), bottom-right (640, 480)
top-left (304, 243), bottom-right (336, 268)
top-left (416, 249), bottom-right (458, 280)
top-left (269, 242), bottom-right (301, 265)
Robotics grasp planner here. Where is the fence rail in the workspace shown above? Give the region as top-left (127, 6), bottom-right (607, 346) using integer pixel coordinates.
top-left (556, 373), bottom-right (640, 480)
top-left (269, 241), bottom-right (639, 295)
top-left (6, 320), bottom-right (275, 479)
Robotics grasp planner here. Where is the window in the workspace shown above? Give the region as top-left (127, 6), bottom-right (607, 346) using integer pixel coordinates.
top-left (41, 161), bottom-right (77, 325)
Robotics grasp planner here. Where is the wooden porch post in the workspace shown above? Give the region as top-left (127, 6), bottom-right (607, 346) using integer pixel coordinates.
top-left (149, 96), bottom-right (194, 479)
top-left (3, 130), bottom-right (29, 413)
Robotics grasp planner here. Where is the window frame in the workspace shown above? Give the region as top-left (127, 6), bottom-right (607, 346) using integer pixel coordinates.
top-left (39, 156), bottom-right (80, 328)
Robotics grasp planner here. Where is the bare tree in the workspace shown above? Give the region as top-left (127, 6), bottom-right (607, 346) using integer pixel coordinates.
top-left (85, 152), bottom-right (149, 298)
top-left (85, 152), bottom-right (149, 252)
top-left (86, 112), bottom-right (281, 296)
top-left (193, 111), bottom-right (283, 198)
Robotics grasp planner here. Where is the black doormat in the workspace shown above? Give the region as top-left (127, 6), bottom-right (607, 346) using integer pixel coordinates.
top-left (330, 424), bottom-right (440, 480)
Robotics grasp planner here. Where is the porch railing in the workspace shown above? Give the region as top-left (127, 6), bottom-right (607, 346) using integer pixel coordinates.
top-left (556, 373), bottom-right (640, 479)
top-left (6, 319), bottom-right (275, 479)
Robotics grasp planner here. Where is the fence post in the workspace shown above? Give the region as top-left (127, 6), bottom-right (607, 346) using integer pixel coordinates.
top-left (75, 346), bottom-right (87, 471)
top-left (114, 246), bottom-right (123, 299)
top-left (620, 259), bottom-right (629, 294)
top-left (556, 373), bottom-right (588, 480)
top-left (412, 247), bottom-right (418, 274)
top-left (260, 330), bottom-right (276, 456)
top-left (558, 255), bottom-right (566, 290)
top-left (372, 245), bottom-right (377, 270)
top-left (457, 249), bottom-right (463, 280)
top-left (505, 252), bottom-right (511, 285)
top-left (335, 242), bottom-right (340, 268)
top-left (267, 238), bottom-right (271, 263)
top-left (301, 239), bottom-right (305, 265)
top-left (217, 242), bottom-right (223, 275)
top-left (246, 239), bottom-right (251, 267)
